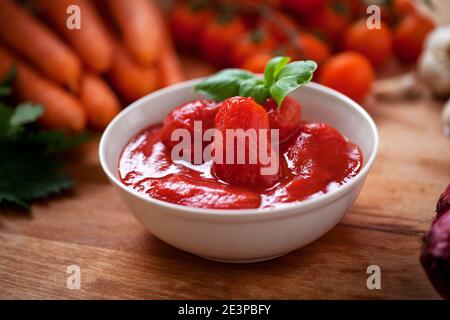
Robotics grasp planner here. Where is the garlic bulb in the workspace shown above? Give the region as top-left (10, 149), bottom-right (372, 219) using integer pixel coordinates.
top-left (373, 72), bottom-right (422, 100)
top-left (418, 26), bottom-right (450, 98)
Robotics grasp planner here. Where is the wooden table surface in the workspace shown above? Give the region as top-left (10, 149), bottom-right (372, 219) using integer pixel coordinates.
top-left (1, 3), bottom-right (450, 299)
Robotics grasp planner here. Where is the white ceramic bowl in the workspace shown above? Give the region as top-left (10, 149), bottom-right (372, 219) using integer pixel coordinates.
top-left (99, 79), bottom-right (379, 263)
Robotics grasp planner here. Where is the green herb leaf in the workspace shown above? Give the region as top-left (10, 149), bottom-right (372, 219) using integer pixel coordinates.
top-left (0, 140), bottom-right (73, 210)
top-left (10, 103), bottom-right (44, 127)
top-left (0, 64), bottom-right (17, 91)
top-left (264, 56), bottom-right (291, 86)
top-left (27, 130), bottom-right (90, 153)
top-left (0, 103), bottom-right (44, 137)
top-left (238, 78), bottom-right (270, 104)
top-left (194, 69), bottom-right (255, 101)
top-left (0, 86), bottom-right (11, 97)
top-left (0, 103), bottom-right (88, 210)
top-left (194, 56), bottom-right (317, 108)
top-left (0, 103), bottom-right (14, 137)
top-left (270, 60), bottom-right (317, 107)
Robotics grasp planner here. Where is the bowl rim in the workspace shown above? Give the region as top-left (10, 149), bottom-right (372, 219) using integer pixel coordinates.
top-left (99, 78), bottom-right (379, 221)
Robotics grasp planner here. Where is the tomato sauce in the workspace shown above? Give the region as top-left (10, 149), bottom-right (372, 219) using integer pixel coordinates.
top-left (119, 118), bottom-right (362, 210)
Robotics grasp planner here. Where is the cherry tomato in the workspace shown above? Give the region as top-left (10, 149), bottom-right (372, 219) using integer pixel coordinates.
top-left (294, 32), bottom-right (331, 65)
top-left (262, 11), bottom-right (299, 42)
top-left (161, 100), bottom-right (220, 153)
top-left (393, 0), bottom-right (416, 15)
top-left (286, 122), bottom-right (360, 180)
top-left (344, 19), bottom-right (393, 67)
top-left (281, 0), bottom-right (326, 16)
top-left (231, 28), bottom-right (277, 67)
top-left (393, 13), bottom-right (435, 63)
top-left (241, 51), bottom-right (273, 73)
top-left (306, 2), bottom-right (350, 45)
top-left (334, 0), bottom-right (365, 19)
top-left (319, 51), bottom-right (375, 102)
top-left (379, 0), bottom-right (417, 24)
top-left (200, 15), bottom-right (247, 67)
top-left (264, 97), bottom-right (302, 143)
top-left (212, 96), bottom-right (280, 189)
top-left (170, 3), bottom-right (213, 52)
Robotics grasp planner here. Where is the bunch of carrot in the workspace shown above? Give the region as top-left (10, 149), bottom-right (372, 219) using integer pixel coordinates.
top-left (0, 0), bottom-right (184, 132)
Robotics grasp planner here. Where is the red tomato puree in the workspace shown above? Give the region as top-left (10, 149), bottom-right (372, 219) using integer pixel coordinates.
top-left (119, 98), bottom-right (363, 210)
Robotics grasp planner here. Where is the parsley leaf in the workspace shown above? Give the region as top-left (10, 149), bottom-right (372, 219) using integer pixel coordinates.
top-left (0, 64), bottom-right (16, 97)
top-left (0, 93), bottom-right (88, 210)
top-left (0, 140), bottom-right (73, 209)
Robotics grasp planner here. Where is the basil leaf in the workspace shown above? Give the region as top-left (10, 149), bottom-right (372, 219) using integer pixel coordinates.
top-left (194, 69), bottom-right (255, 101)
top-left (238, 78), bottom-right (270, 104)
top-left (270, 60), bottom-right (317, 107)
top-left (264, 56), bottom-right (291, 86)
top-left (193, 57), bottom-right (317, 110)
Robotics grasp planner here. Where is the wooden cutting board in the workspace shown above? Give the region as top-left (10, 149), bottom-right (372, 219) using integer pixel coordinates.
top-left (2, 0), bottom-right (450, 298)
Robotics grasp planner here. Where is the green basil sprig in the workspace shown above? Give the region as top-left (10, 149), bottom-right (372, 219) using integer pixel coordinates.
top-left (194, 56), bottom-right (317, 107)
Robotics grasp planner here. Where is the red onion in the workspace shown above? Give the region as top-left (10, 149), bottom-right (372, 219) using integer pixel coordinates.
top-left (421, 184), bottom-right (450, 299)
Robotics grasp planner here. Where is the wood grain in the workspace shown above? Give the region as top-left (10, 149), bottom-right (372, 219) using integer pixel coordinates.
top-left (0, 226), bottom-right (439, 300)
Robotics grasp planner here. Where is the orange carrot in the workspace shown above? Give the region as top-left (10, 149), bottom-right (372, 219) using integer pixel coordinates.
top-left (106, 0), bottom-right (162, 66)
top-left (149, 4), bottom-right (184, 87)
top-left (108, 43), bottom-right (160, 102)
top-left (0, 46), bottom-right (86, 132)
top-left (158, 22), bottom-right (185, 87)
top-left (79, 73), bottom-right (121, 129)
top-left (34, 0), bottom-right (114, 73)
top-left (0, 0), bottom-right (81, 90)
top-left (159, 41), bottom-right (184, 87)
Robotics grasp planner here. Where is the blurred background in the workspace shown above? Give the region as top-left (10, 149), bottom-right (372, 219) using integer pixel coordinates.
top-left (0, 0), bottom-right (448, 132)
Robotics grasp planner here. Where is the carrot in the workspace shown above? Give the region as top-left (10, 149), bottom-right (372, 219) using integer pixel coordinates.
top-left (0, 0), bottom-right (81, 90)
top-left (108, 43), bottom-right (160, 102)
top-left (0, 46), bottom-right (86, 132)
top-left (106, 0), bottom-right (162, 66)
top-left (34, 0), bottom-right (113, 73)
top-left (159, 40), bottom-right (184, 87)
top-left (79, 73), bottom-right (121, 129)
top-left (158, 20), bottom-right (185, 87)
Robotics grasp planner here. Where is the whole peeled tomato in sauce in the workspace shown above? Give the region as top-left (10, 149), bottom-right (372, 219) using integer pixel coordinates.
top-left (161, 99), bottom-right (220, 161)
top-left (119, 54), bottom-right (364, 210)
top-left (263, 96), bottom-right (302, 143)
top-left (212, 96), bottom-right (281, 189)
top-left (266, 122), bottom-right (362, 204)
top-left (286, 123), bottom-right (361, 179)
